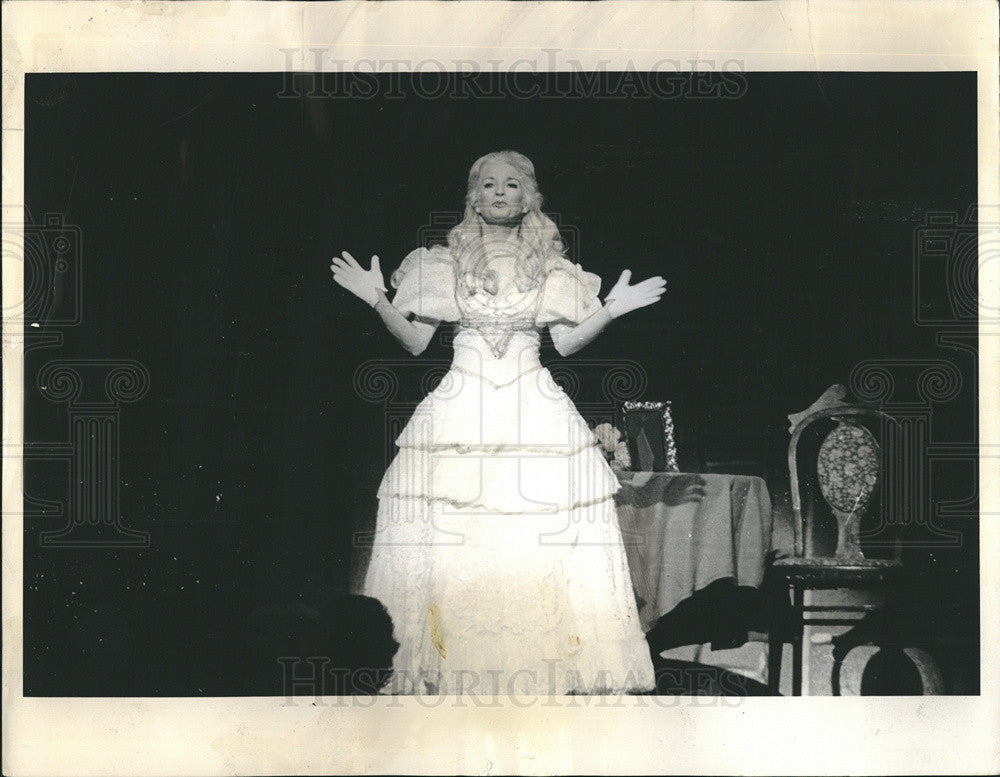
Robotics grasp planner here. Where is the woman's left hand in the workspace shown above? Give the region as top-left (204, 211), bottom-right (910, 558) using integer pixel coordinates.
top-left (604, 270), bottom-right (666, 319)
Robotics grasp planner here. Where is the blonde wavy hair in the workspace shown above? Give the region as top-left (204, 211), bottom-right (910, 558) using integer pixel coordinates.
top-left (445, 151), bottom-right (568, 294)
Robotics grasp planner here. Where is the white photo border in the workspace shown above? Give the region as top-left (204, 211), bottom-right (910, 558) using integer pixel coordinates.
top-left (3, 2), bottom-right (998, 774)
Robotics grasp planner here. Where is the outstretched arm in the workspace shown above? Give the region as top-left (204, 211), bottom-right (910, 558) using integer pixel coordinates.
top-left (330, 251), bottom-right (439, 356)
top-left (549, 270), bottom-right (666, 357)
top-left (373, 290), bottom-right (439, 356)
top-left (549, 305), bottom-right (614, 356)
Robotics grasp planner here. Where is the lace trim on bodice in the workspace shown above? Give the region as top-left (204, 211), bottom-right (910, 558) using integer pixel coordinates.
top-left (455, 318), bottom-right (540, 359)
top-left (451, 239), bottom-right (547, 357)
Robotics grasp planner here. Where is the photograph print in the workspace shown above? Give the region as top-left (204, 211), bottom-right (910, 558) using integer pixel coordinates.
top-left (20, 67), bottom-right (980, 701)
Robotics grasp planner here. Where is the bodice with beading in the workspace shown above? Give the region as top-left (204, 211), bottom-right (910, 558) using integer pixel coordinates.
top-left (389, 241), bottom-right (604, 358)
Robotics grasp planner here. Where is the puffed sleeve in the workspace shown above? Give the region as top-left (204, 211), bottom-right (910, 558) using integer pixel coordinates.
top-left (535, 256), bottom-right (603, 326)
top-left (389, 246), bottom-right (460, 322)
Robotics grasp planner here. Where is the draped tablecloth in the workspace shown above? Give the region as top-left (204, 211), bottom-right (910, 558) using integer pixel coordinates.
top-left (614, 471), bottom-right (773, 632)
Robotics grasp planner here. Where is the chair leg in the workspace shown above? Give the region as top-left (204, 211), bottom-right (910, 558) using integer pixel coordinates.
top-left (831, 651), bottom-right (846, 696)
top-left (792, 585), bottom-right (804, 696)
top-left (767, 630), bottom-right (783, 695)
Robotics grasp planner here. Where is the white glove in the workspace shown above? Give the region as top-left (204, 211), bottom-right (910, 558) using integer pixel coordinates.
top-left (603, 270), bottom-right (666, 319)
top-left (330, 251), bottom-right (388, 308)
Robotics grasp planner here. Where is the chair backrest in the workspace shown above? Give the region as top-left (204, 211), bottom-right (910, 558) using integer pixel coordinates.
top-left (788, 392), bottom-right (899, 561)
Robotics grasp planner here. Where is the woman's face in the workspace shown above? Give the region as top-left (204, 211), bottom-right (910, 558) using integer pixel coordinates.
top-left (473, 160), bottom-right (529, 225)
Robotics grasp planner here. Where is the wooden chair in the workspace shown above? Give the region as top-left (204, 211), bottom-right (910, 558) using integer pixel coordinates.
top-left (766, 385), bottom-right (903, 695)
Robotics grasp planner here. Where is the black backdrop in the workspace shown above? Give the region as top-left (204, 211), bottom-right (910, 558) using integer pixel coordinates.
top-left (23, 72), bottom-right (978, 694)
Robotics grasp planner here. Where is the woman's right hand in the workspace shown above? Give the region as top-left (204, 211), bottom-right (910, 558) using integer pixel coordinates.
top-left (330, 251), bottom-right (387, 307)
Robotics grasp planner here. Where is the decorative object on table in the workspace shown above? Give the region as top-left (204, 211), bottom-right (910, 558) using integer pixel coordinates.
top-left (765, 384), bottom-right (904, 696)
top-left (592, 422), bottom-right (631, 470)
top-left (619, 401), bottom-right (678, 472)
top-left (613, 440), bottom-right (631, 469)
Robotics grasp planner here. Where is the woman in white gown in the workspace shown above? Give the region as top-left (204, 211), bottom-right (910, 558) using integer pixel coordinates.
top-left (331, 151), bottom-right (666, 695)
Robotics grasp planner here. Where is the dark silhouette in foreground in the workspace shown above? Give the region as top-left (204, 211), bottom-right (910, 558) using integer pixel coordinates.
top-left (246, 594), bottom-right (399, 696)
top-left (319, 594), bottom-right (399, 695)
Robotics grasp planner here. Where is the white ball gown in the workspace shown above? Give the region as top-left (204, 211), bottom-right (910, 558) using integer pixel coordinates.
top-left (362, 241), bottom-right (656, 695)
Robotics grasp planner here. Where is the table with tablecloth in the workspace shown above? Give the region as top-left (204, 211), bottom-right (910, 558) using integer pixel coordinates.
top-left (614, 470), bottom-right (773, 677)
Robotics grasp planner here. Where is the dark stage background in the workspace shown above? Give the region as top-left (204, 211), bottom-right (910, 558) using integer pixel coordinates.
top-left (22, 72), bottom-right (979, 695)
